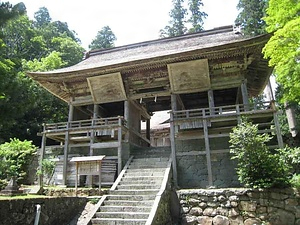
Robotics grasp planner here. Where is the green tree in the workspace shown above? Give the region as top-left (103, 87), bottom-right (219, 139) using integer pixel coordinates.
top-left (89, 26), bottom-right (116, 50)
top-left (160, 0), bottom-right (187, 37)
top-left (235, 0), bottom-right (268, 36)
top-left (0, 5), bottom-right (82, 145)
top-left (0, 138), bottom-right (37, 185)
top-left (187, 0), bottom-right (207, 33)
top-left (34, 6), bottom-right (51, 27)
top-left (0, 1), bottom-right (25, 28)
top-left (229, 119), bottom-right (290, 188)
top-left (263, 0), bottom-right (300, 103)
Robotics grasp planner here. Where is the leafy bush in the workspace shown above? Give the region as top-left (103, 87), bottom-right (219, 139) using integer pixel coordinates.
top-left (0, 138), bottom-right (37, 184)
top-left (229, 119), bottom-right (290, 188)
top-left (37, 158), bottom-right (56, 185)
top-left (290, 174), bottom-right (300, 190)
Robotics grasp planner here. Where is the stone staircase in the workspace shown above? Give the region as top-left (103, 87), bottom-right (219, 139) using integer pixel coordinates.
top-left (90, 147), bottom-right (172, 225)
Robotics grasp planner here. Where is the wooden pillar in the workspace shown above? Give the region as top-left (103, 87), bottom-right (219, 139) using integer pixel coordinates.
top-left (266, 79), bottom-right (274, 101)
top-left (63, 103), bottom-right (74, 186)
top-left (285, 102), bottom-right (298, 137)
top-left (273, 111), bottom-right (284, 148)
top-left (38, 125), bottom-right (47, 187)
top-left (208, 89), bottom-right (215, 115)
top-left (87, 104), bottom-right (98, 187)
top-left (203, 119), bottom-right (213, 187)
top-left (117, 117), bottom-right (123, 174)
top-left (241, 80), bottom-right (249, 111)
top-left (170, 94), bottom-right (178, 187)
top-left (146, 119), bottom-right (151, 146)
top-left (124, 100), bottom-right (130, 142)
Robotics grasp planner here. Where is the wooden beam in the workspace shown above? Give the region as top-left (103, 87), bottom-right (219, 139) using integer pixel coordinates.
top-left (208, 89), bottom-right (215, 115)
top-left (176, 94), bottom-right (185, 110)
top-left (146, 119), bottom-right (151, 146)
top-left (71, 95), bottom-right (94, 106)
top-left (117, 117), bottom-right (123, 174)
top-left (273, 111), bottom-right (284, 148)
top-left (170, 94), bottom-right (178, 187)
top-left (38, 129), bottom-right (46, 187)
top-left (241, 80), bottom-right (249, 111)
top-left (63, 103), bottom-right (74, 186)
top-left (91, 142), bottom-right (119, 149)
top-left (203, 119), bottom-right (213, 187)
top-left (130, 99), bottom-right (151, 120)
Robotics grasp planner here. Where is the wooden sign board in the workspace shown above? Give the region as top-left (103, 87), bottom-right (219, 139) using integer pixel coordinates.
top-left (70, 155), bottom-right (106, 195)
top-left (87, 72), bottom-right (126, 104)
top-left (168, 59), bottom-right (210, 94)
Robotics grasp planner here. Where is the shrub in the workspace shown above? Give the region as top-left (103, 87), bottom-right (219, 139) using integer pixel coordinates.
top-left (229, 119), bottom-right (290, 188)
top-left (290, 174), bottom-right (300, 190)
top-left (0, 138), bottom-right (37, 185)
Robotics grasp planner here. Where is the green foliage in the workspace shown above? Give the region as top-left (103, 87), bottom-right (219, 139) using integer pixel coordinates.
top-left (160, 0), bottom-right (207, 37)
top-left (235, 0), bottom-right (268, 36)
top-left (0, 1), bottom-right (26, 28)
top-left (0, 138), bottom-right (37, 182)
top-left (290, 174), bottom-right (300, 190)
top-left (89, 26), bottom-right (116, 51)
top-left (37, 158), bottom-right (56, 185)
top-left (0, 4), bottom-right (82, 145)
top-left (187, 0), bottom-right (207, 33)
top-left (263, 0), bottom-right (300, 103)
top-left (229, 119), bottom-right (290, 188)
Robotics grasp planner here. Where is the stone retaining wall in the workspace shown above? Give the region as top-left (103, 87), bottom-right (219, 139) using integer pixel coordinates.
top-left (0, 197), bottom-right (87, 225)
top-left (178, 188), bottom-right (300, 225)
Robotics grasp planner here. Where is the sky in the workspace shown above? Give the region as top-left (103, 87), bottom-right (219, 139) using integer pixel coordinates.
top-left (9, 0), bottom-right (239, 50)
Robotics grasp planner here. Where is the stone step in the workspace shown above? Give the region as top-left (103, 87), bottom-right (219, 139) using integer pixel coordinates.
top-left (121, 176), bottom-right (164, 182)
top-left (131, 157), bottom-right (169, 163)
top-left (100, 205), bottom-right (152, 213)
top-left (109, 189), bottom-right (159, 196)
top-left (124, 170), bottom-right (165, 177)
top-left (117, 184), bottom-right (161, 190)
top-left (106, 195), bottom-right (156, 201)
top-left (128, 163), bottom-right (168, 169)
top-left (126, 168), bottom-right (166, 172)
top-left (119, 179), bottom-right (163, 185)
top-left (133, 153), bottom-right (171, 159)
top-left (95, 211), bottom-right (149, 219)
top-left (92, 218), bottom-right (147, 225)
top-left (103, 200), bottom-right (154, 207)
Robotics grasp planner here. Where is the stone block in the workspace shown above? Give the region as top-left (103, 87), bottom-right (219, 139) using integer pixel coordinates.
top-left (268, 208), bottom-right (295, 225)
top-left (189, 207), bottom-right (203, 216)
top-left (239, 201), bottom-right (257, 212)
top-left (229, 216), bottom-right (244, 225)
top-left (228, 208), bottom-right (240, 218)
top-left (197, 216), bottom-right (213, 225)
top-left (185, 215), bottom-right (197, 225)
top-left (212, 215), bottom-right (229, 225)
top-left (244, 218), bottom-right (262, 225)
top-left (203, 207), bottom-right (217, 217)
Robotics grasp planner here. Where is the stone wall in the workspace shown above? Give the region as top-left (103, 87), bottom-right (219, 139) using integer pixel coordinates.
top-left (178, 188), bottom-right (300, 225)
top-left (0, 197), bottom-right (87, 225)
top-left (176, 138), bottom-right (239, 188)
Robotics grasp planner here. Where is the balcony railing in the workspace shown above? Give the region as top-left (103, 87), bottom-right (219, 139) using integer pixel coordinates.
top-left (43, 116), bottom-right (127, 134)
top-left (172, 101), bottom-right (275, 121)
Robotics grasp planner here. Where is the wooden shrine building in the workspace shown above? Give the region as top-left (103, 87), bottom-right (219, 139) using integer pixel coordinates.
top-left (28, 26), bottom-right (282, 188)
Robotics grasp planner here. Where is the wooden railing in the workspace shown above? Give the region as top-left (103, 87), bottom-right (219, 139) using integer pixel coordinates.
top-left (173, 101), bottom-right (275, 121)
top-left (44, 116), bottom-right (127, 133)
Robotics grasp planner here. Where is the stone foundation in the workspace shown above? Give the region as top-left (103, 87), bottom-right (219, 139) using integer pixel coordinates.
top-left (0, 197), bottom-right (87, 225)
top-left (177, 188), bottom-right (300, 225)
